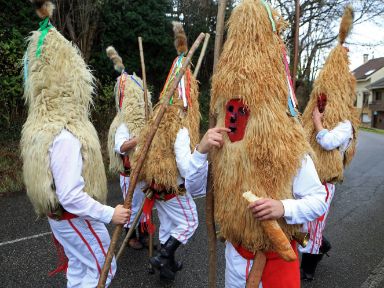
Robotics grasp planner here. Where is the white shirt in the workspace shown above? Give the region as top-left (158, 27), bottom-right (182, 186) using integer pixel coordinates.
top-left (316, 120), bottom-right (353, 153)
top-left (175, 128), bottom-right (209, 196)
top-left (188, 149), bottom-right (327, 225)
top-left (49, 130), bottom-right (114, 224)
top-left (116, 125), bottom-right (209, 196)
top-left (281, 155), bottom-right (327, 224)
top-left (114, 123), bottom-right (131, 155)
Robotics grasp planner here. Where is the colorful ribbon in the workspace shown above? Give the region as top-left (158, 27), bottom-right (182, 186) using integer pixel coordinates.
top-left (36, 17), bottom-right (53, 58)
top-left (261, 0), bottom-right (276, 33)
top-left (282, 47), bottom-right (298, 117)
top-left (23, 52), bottom-right (29, 84)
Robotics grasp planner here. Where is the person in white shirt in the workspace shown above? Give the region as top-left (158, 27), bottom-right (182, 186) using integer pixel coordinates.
top-left (21, 2), bottom-right (131, 287)
top-left (106, 46), bottom-right (152, 250)
top-left (47, 130), bottom-right (131, 287)
top-left (192, 127), bottom-right (327, 288)
top-left (132, 21), bottom-right (205, 281)
top-left (300, 5), bottom-right (359, 281)
top-left (189, 1), bottom-right (328, 287)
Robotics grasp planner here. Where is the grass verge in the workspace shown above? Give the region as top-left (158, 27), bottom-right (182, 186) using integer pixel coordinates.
top-left (359, 127), bottom-right (384, 135)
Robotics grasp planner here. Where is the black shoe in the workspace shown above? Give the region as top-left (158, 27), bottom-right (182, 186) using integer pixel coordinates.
top-left (319, 236), bottom-right (332, 255)
top-left (159, 243), bottom-right (183, 272)
top-left (150, 236), bottom-right (181, 280)
top-left (301, 253), bottom-right (324, 281)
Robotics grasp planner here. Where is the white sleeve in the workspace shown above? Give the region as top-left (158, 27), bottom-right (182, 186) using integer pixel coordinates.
top-left (50, 130), bottom-right (114, 224)
top-left (174, 128), bottom-right (209, 196)
top-left (316, 121), bottom-right (353, 151)
top-left (281, 155), bottom-right (327, 224)
top-left (174, 128), bottom-right (192, 179)
top-left (185, 149), bottom-right (208, 197)
top-left (114, 123), bottom-right (131, 155)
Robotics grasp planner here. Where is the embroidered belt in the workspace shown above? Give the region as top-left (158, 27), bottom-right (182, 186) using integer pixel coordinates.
top-left (48, 206), bottom-right (78, 221)
top-left (234, 241), bottom-right (297, 260)
top-left (149, 183), bottom-right (186, 201)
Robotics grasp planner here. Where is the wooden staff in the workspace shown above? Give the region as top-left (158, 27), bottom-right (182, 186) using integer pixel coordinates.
top-left (213, 0), bottom-right (227, 72)
top-left (138, 36), bottom-right (149, 121)
top-left (97, 32), bottom-right (206, 288)
top-left (292, 0), bottom-right (300, 91)
top-left (246, 251), bottom-right (266, 288)
top-left (193, 33), bottom-right (210, 78)
top-left (115, 190), bottom-right (152, 261)
top-left (138, 36), bottom-right (155, 273)
top-left (207, 2), bottom-right (228, 288)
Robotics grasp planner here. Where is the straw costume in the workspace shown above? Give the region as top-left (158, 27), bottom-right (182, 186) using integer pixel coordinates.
top-left (131, 21), bottom-right (208, 281)
top-left (208, 0), bottom-right (327, 287)
top-left (106, 46), bottom-right (152, 250)
top-left (300, 6), bottom-right (360, 281)
top-left (21, 1), bottom-right (117, 286)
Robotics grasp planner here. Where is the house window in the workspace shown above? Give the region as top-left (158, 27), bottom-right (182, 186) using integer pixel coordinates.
top-left (375, 91), bottom-right (383, 101)
top-left (363, 92), bottom-right (370, 106)
top-left (362, 113), bottom-right (371, 123)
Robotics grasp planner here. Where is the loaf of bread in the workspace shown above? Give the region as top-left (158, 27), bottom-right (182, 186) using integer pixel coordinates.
top-left (242, 191), bottom-right (297, 261)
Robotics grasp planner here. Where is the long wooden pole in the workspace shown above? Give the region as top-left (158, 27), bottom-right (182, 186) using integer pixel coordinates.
top-left (207, 2), bottom-right (227, 288)
top-left (137, 36), bottom-right (155, 273)
top-left (138, 37), bottom-right (149, 121)
top-left (213, 0), bottom-right (227, 72)
top-left (97, 32), bottom-right (206, 288)
top-left (245, 252), bottom-right (266, 288)
top-left (115, 191), bottom-right (152, 261)
top-left (292, 0), bottom-right (300, 91)
top-left (193, 33), bottom-right (210, 78)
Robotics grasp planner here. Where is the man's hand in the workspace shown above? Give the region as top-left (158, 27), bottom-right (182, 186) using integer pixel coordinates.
top-left (312, 106), bottom-right (324, 132)
top-left (248, 198), bottom-right (285, 221)
top-left (197, 127), bottom-right (231, 154)
top-left (120, 137), bottom-right (138, 154)
top-left (111, 204), bottom-right (131, 224)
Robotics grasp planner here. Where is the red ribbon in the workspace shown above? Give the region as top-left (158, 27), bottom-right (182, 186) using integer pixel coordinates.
top-left (142, 196), bottom-right (156, 235)
top-left (141, 192), bottom-right (177, 235)
top-left (48, 234), bottom-right (68, 276)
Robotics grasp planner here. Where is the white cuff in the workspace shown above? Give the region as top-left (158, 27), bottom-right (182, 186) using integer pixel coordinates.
top-left (281, 199), bottom-right (295, 224)
top-left (100, 206), bottom-right (115, 224)
top-left (316, 129), bottom-right (329, 143)
top-left (191, 148), bottom-right (208, 166)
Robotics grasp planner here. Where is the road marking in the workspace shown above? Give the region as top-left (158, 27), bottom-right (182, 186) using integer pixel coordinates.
top-left (0, 231), bottom-right (52, 247)
top-left (0, 195), bottom-right (207, 247)
top-left (361, 257), bottom-right (384, 288)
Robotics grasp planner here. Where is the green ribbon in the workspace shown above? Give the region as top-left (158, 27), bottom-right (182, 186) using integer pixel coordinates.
top-left (36, 17), bottom-right (53, 58)
top-left (261, 0), bottom-right (276, 33)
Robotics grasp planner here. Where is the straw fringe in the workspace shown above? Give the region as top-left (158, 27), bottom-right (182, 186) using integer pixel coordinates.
top-left (302, 45), bottom-right (359, 183)
top-left (30, 0), bottom-right (55, 19)
top-left (172, 21), bottom-right (188, 55)
top-left (339, 5), bottom-right (354, 45)
top-left (108, 74), bottom-right (152, 173)
top-left (21, 28), bottom-right (107, 217)
top-left (132, 67), bottom-right (200, 194)
top-left (210, 0), bottom-right (311, 252)
top-left (106, 46), bottom-right (125, 73)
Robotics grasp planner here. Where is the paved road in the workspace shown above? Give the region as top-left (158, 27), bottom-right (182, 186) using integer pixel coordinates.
top-left (0, 131), bottom-right (383, 287)
top-left (303, 131), bottom-right (384, 288)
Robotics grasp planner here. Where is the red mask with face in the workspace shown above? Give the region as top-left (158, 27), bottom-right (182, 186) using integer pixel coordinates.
top-left (225, 99), bottom-right (250, 142)
top-left (317, 93), bottom-right (327, 113)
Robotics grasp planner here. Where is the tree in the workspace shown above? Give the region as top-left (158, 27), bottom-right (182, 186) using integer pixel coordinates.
top-left (270, 0), bottom-right (384, 110)
top-left (0, 1), bottom-right (36, 130)
top-left (92, 0), bottom-right (175, 97)
top-left (53, 0), bottom-right (103, 63)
